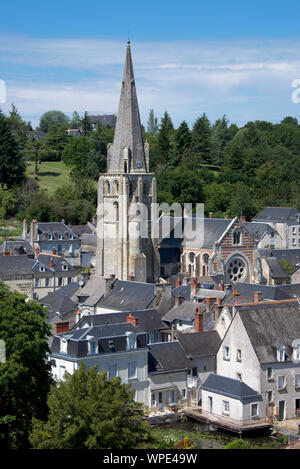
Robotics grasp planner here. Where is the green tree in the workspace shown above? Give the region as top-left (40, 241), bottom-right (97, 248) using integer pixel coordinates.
top-left (39, 110), bottom-right (70, 133)
top-left (0, 110), bottom-right (26, 188)
top-left (0, 283), bottom-right (53, 448)
top-left (157, 111), bottom-right (174, 165)
top-left (30, 363), bottom-right (151, 449)
top-left (70, 110), bottom-right (82, 129)
top-left (62, 135), bottom-right (92, 178)
top-left (174, 120), bottom-right (191, 167)
top-left (81, 111), bottom-right (93, 136)
top-left (41, 124), bottom-right (70, 161)
top-left (6, 103), bottom-right (31, 148)
top-left (147, 109), bottom-right (159, 135)
top-left (190, 113), bottom-right (211, 167)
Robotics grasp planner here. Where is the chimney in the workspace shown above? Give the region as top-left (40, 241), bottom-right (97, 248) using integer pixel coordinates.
top-left (205, 297), bottom-right (216, 312)
top-left (254, 291), bottom-right (263, 303)
top-left (35, 247), bottom-right (40, 258)
top-left (30, 219), bottom-right (38, 244)
top-left (209, 212), bottom-right (213, 219)
top-left (126, 313), bottom-right (139, 327)
top-left (176, 275), bottom-right (181, 288)
top-left (110, 274), bottom-right (115, 282)
top-left (76, 309), bottom-right (81, 321)
top-left (225, 283), bottom-right (231, 290)
top-left (224, 215), bottom-right (228, 219)
top-left (232, 289), bottom-right (240, 297)
top-left (194, 306), bottom-right (203, 333)
top-left (52, 247), bottom-right (57, 256)
top-left (128, 272), bottom-right (135, 281)
top-left (54, 321), bottom-right (69, 335)
top-left (240, 215), bottom-right (246, 222)
top-left (167, 277), bottom-right (171, 284)
top-left (49, 257), bottom-right (54, 269)
top-left (190, 277), bottom-right (197, 297)
top-left (22, 218), bottom-right (27, 239)
top-left (219, 281), bottom-right (224, 291)
top-left (175, 293), bottom-right (185, 307)
top-left (214, 298), bottom-right (223, 322)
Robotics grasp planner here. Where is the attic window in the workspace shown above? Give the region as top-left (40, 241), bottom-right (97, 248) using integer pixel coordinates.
top-left (58, 233), bottom-right (62, 240)
top-left (39, 266), bottom-right (45, 272)
top-left (109, 340), bottom-right (115, 352)
top-left (48, 234), bottom-right (52, 240)
top-left (277, 344), bottom-right (286, 362)
top-left (62, 264), bottom-right (68, 271)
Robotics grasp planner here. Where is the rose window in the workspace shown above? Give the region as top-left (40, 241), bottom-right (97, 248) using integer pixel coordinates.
top-left (226, 256), bottom-right (248, 282)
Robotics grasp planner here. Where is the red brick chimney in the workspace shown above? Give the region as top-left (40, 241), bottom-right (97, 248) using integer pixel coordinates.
top-left (176, 274), bottom-right (181, 288)
top-left (240, 215), bottom-right (246, 222)
top-left (190, 277), bottom-right (197, 297)
top-left (49, 257), bottom-right (54, 269)
top-left (128, 272), bottom-right (135, 281)
top-left (54, 321), bottom-right (69, 335)
top-left (232, 289), bottom-right (240, 297)
top-left (52, 247), bottom-right (57, 256)
top-left (205, 297), bottom-right (216, 312)
top-left (224, 215), bottom-right (228, 219)
top-left (126, 313), bottom-right (139, 327)
top-left (194, 306), bottom-right (203, 333)
top-left (209, 212), bottom-right (213, 219)
top-left (219, 281), bottom-right (224, 291)
top-left (254, 291), bottom-right (263, 303)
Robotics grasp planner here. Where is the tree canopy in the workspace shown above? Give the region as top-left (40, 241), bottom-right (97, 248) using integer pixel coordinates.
top-left (30, 363), bottom-right (151, 449)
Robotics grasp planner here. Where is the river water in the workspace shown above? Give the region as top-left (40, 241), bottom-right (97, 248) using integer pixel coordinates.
top-left (151, 419), bottom-right (284, 449)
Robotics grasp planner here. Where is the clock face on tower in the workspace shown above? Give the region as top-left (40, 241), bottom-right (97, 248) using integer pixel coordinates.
top-left (136, 160), bottom-right (143, 169)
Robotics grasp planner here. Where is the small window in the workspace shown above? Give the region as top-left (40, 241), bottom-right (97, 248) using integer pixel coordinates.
top-left (45, 278), bottom-right (50, 287)
top-left (267, 391), bottom-right (273, 402)
top-left (170, 390), bottom-right (176, 403)
top-left (158, 392), bottom-right (163, 404)
top-left (251, 403), bottom-right (259, 417)
top-left (151, 394), bottom-right (155, 406)
top-left (232, 229), bottom-right (242, 245)
top-left (278, 375), bottom-right (286, 390)
top-left (58, 233), bottom-right (62, 240)
top-left (182, 389), bottom-right (186, 399)
top-left (35, 278), bottom-right (39, 287)
top-left (48, 234), bottom-right (52, 240)
top-left (223, 346), bottom-right (230, 360)
top-left (277, 344), bottom-right (286, 362)
top-left (58, 277), bottom-right (63, 287)
top-left (128, 361), bottom-right (136, 379)
top-left (267, 367), bottom-right (273, 379)
top-left (236, 349), bottom-right (242, 362)
top-left (89, 341), bottom-right (97, 354)
top-left (60, 338), bottom-right (68, 353)
top-left (128, 335), bottom-right (136, 350)
top-left (294, 344), bottom-right (300, 362)
top-left (295, 375), bottom-right (300, 388)
top-left (223, 401), bottom-right (230, 416)
top-left (237, 373), bottom-right (242, 381)
top-left (108, 365), bottom-right (117, 379)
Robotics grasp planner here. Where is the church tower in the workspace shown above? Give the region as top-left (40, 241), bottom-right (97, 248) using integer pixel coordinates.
top-left (96, 41), bottom-right (160, 283)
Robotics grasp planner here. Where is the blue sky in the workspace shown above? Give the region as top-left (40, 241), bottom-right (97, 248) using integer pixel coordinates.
top-left (1, 0), bottom-right (300, 128)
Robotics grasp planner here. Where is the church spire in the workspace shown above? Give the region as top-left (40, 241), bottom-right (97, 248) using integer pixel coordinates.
top-left (107, 41), bottom-right (147, 173)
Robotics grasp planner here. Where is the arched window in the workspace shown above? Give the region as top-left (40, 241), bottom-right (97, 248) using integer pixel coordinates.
top-left (189, 252), bottom-right (195, 263)
top-left (124, 160), bottom-right (128, 173)
top-left (104, 180), bottom-right (110, 195)
top-left (113, 201), bottom-right (119, 222)
top-left (113, 180), bottom-right (119, 194)
top-left (232, 228), bottom-right (242, 245)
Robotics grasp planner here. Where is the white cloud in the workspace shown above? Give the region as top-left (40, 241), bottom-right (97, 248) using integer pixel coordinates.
top-left (1, 35), bottom-right (300, 127)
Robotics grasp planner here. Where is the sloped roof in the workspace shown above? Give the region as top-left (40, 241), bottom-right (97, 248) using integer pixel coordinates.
top-left (271, 249), bottom-right (300, 266)
top-left (234, 282), bottom-right (300, 301)
top-left (252, 207), bottom-right (299, 223)
top-left (0, 256), bottom-right (36, 275)
top-left (162, 301), bottom-right (206, 323)
top-left (236, 301), bottom-right (300, 363)
top-left (97, 279), bottom-right (155, 311)
top-left (202, 374), bottom-right (262, 403)
top-left (148, 341), bottom-right (191, 373)
top-left (265, 257), bottom-right (290, 279)
top-left (39, 282), bottom-right (80, 313)
top-left (178, 331), bottom-right (221, 357)
top-left (74, 309), bottom-right (167, 332)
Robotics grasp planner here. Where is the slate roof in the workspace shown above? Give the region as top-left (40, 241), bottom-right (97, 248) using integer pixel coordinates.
top-left (162, 301), bottom-right (206, 323)
top-left (31, 222), bottom-right (80, 241)
top-left (0, 256), bottom-right (37, 275)
top-left (252, 207), bottom-right (300, 223)
top-left (97, 279), bottom-right (156, 311)
top-left (236, 301), bottom-right (300, 363)
top-left (0, 240), bottom-right (34, 256)
top-left (270, 249), bottom-right (300, 266)
top-left (68, 224), bottom-right (93, 237)
top-left (51, 322), bottom-right (147, 358)
top-left (177, 331), bottom-right (221, 357)
top-left (39, 282), bottom-right (80, 313)
top-left (89, 114), bottom-right (117, 128)
top-left (73, 309), bottom-right (167, 332)
top-left (243, 222), bottom-right (279, 240)
top-left (36, 253), bottom-right (76, 273)
top-left (201, 374), bottom-right (262, 403)
top-left (148, 341), bottom-right (191, 373)
top-left (76, 275), bottom-right (106, 306)
top-left (264, 256), bottom-right (290, 279)
top-left (234, 282), bottom-right (300, 301)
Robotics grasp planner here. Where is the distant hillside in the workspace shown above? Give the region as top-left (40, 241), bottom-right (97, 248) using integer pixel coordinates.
top-left (26, 161), bottom-right (71, 194)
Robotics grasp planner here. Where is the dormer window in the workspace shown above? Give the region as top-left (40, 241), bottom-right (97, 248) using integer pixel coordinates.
top-left (109, 340), bottom-right (115, 352)
top-left (88, 340), bottom-right (97, 355)
top-left (48, 234), bottom-right (52, 240)
top-left (277, 343), bottom-right (286, 362)
top-left (232, 228), bottom-right (242, 245)
top-left (39, 266), bottom-right (45, 272)
top-left (292, 341), bottom-right (300, 362)
top-left (126, 332), bottom-right (136, 350)
top-left (60, 338), bottom-right (68, 354)
top-left (62, 264), bottom-right (68, 271)
top-left (58, 233), bottom-right (62, 240)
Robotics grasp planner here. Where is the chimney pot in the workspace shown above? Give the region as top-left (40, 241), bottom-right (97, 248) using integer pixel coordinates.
top-left (49, 257), bottom-right (54, 269)
top-left (128, 272), bottom-right (135, 281)
top-left (54, 321), bottom-right (69, 335)
top-left (219, 281), bottom-right (224, 291)
top-left (254, 291), bottom-right (263, 303)
top-left (209, 212), bottom-right (213, 219)
top-left (194, 309), bottom-right (203, 333)
top-left (126, 313), bottom-right (138, 326)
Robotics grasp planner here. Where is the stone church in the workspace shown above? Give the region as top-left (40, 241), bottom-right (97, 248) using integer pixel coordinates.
top-left (95, 41), bottom-right (160, 283)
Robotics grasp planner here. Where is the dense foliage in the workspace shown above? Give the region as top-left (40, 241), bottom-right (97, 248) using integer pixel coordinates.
top-left (1, 106), bottom-right (300, 224)
top-left (0, 283), bottom-right (52, 448)
top-left (30, 363), bottom-right (151, 449)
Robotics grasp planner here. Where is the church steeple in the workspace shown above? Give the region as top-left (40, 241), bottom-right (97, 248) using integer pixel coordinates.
top-left (107, 41), bottom-right (148, 173)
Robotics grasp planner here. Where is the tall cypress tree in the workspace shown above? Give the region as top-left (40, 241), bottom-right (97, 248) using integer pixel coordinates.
top-left (190, 113), bottom-right (211, 167)
top-left (0, 110), bottom-right (26, 188)
top-left (157, 111), bottom-right (174, 165)
top-left (174, 120), bottom-right (191, 166)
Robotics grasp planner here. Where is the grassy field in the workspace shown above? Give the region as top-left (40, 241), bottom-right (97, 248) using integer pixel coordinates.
top-left (0, 219), bottom-right (22, 243)
top-left (26, 160), bottom-right (71, 194)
